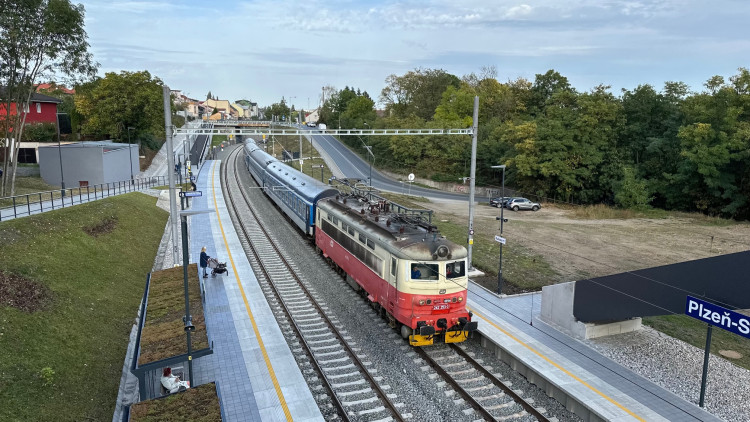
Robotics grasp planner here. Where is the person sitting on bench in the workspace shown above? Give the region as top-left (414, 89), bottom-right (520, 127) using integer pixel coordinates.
top-left (161, 367), bottom-right (190, 393)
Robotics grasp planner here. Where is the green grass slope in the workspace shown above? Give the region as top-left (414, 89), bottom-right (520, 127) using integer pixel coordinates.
top-left (0, 193), bottom-right (168, 421)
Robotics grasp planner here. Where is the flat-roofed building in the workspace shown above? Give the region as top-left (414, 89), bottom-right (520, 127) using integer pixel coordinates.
top-left (38, 141), bottom-right (138, 187)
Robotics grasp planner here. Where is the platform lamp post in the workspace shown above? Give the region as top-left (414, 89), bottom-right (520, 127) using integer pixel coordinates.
top-left (491, 164), bottom-right (506, 294)
top-left (127, 127), bottom-right (135, 184)
top-left (180, 208), bottom-right (215, 386)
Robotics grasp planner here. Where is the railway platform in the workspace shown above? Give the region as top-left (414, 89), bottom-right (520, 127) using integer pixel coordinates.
top-left (467, 284), bottom-right (721, 422)
top-left (188, 160), bottom-right (323, 422)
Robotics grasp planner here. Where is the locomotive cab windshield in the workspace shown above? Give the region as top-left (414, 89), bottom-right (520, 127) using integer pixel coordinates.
top-left (446, 261), bottom-right (465, 278)
top-left (411, 263), bottom-right (438, 280)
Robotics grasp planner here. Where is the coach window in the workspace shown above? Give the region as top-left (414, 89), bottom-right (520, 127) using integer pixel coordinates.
top-left (391, 258), bottom-right (396, 276)
top-left (347, 226), bottom-right (355, 236)
top-left (327, 213), bottom-right (332, 222)
top-left (359, 233), bottom-right (366, 243)
top-left (341, 222), bottom-right (349, 232)
top-left (366, 238), bottom-right (375, 250)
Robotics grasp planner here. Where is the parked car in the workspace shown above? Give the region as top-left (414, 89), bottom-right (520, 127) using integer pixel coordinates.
top-left (489, 197), bottom-right (513, 207)
top-left (506, 197), bottom-right (541, 211)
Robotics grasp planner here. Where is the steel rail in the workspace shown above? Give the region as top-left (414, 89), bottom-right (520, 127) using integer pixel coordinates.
top-left (451, 344), bottom-right (550, 421)
top-left (414, 344), bottom-right (550, 422)
top-left (414, 346), bottom-right (497, 421)
top-left (222, 148), bottom-right (346, 419)
top-left (223, 147), bottom-right (405, 422)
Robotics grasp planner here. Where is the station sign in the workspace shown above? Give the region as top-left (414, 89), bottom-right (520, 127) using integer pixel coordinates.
top-left (179, 191), bottom-right (202, 198)
top-left (685, 296), bottom-right (750, 339)
top-left (494, 235), bottom-right (506, 244)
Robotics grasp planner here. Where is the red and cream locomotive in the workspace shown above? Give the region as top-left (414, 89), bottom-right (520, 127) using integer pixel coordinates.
top-left (244, 139), bottom-right (477, 345)
top-left (315, 192), bottom-right (477, 346)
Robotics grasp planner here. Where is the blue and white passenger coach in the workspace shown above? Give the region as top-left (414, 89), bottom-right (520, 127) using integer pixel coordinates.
top-left (244, 139), bottom-right (337, 235)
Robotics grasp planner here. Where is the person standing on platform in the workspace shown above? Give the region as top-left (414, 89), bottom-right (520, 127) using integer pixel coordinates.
top-left (200, 246), bottom-right (209, 278)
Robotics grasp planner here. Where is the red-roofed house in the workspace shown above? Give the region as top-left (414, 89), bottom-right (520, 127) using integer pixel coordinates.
top-left (36, 83), bottom-right (75, 95)
top-left (0, 88), bottom-right (63, 127)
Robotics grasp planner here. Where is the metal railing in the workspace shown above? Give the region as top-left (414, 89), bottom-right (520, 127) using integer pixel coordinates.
top-left (174, 126), bottom-right (473, 136)
top-left (209, 119), bottom-right (272, 126)
top-left (0, 175), bottom-right (167, 221)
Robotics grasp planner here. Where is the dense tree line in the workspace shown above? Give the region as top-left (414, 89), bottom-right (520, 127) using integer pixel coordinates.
top-left (318, 67), bottom-right (750, 220)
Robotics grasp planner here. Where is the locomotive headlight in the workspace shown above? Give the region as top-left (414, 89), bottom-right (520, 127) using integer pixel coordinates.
top-left (458, 296), bottom-right (464, 302)
top-left (452, 297), bottom-right (457, 303)
top-left (419, 299), bottom-right (425, 306)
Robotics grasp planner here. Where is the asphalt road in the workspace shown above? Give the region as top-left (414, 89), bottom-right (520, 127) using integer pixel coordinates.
top-left (301, 126), bottom-right (476, 202)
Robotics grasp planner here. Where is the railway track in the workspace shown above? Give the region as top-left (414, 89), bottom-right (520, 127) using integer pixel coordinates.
top-left (223, 147), bottom-right (406, 422)
top-left (415, 343), bottom-right (551, 421)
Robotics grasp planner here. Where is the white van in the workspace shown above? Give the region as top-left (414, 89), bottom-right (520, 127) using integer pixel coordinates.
top-left (317, 123), bottom-right (327, 130)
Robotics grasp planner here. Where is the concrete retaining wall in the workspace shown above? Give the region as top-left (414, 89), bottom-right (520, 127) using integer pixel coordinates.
top-left (478, 332), bottom-right (607, 422)
top-left (540, 281), bottom-right (641, 340)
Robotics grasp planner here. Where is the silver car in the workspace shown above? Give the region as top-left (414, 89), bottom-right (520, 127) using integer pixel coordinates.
top-left (506, 197), bottom-right (541, 211)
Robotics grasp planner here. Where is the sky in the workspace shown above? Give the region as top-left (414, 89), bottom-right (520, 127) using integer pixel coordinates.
top-left (79, 0), bottom-right (750, 110)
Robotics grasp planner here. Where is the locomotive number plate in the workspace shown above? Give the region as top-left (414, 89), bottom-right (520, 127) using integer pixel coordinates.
top-left (433, 304), bottom-right (450, 310)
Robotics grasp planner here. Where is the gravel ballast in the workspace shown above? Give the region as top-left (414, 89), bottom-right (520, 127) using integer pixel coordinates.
top-left (587, 326), bottom-right (750, 421)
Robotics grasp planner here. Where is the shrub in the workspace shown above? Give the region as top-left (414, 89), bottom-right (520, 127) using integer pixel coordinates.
top-left (22, 122), bottom-right (57, 142)
top-left (39, 367), bottom-right (55, 386)
top-left (615, 167), bottom-right (653, 209)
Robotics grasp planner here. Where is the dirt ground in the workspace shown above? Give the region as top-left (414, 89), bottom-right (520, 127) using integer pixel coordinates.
top-left (415, 198), bottom-right (750, 283)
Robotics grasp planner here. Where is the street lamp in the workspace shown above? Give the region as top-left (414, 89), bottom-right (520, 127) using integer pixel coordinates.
top-left (56, 112), bottom-right (69, 196)
top-left (179, 208), bottom-right (215, 386)
top-left (127, 127), bottom-right (135, 184)
top-left (491, 164), bottom-right (506, 294)
top-left (362, 122), bottom-right (373, 187)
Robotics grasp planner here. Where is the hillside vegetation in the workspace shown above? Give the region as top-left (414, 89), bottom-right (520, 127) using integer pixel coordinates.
top-left (0, 193), bottom-right (167, 420)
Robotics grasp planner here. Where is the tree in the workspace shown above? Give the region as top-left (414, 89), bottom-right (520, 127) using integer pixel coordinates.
top-left (206, 91), bottom-right (212, 100)
top-left (340, 95), bottom-right (376, 128)
top-left (512, 85), bottom-right (622, 203)
top-left (75, 70), bottom-right (166, 144)
top-left (614, 166), bottom-right (652, 209)
top-left (0, 0), bottom-right (96, 196)
top-left (380, 68), bottom-right (460, 120)
top-left (528, 69), bottom-right (574, 115)
top-left (266, 98), bottom-right (290, 122)
top-left (319, 87), bottom-right (365, 128)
